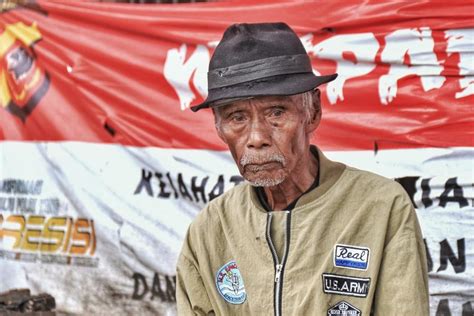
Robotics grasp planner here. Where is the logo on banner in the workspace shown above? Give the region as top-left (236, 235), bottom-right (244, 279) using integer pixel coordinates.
top-left (0, 21), bottom-right (50, 122)
top-left (334, 244), bottom-right (370, 270)
top-left (0, 214), bottom-right (98, 267)
top-left (327, 301), bottom-right (361, 316)
top-left (322, 273), bottom-right (370, 298)
top-left (215, 260), bottom-right (246, 304)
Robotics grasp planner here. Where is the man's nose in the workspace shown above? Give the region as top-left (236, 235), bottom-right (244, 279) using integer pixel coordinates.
top-left (246, 118), bottom-right (271, 149)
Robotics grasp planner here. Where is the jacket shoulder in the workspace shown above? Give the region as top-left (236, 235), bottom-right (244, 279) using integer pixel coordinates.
top-left (344, 165), bottom-right (408, 198)
top-left (187, 183), bottom-right (250, 237)
top-left (343, 166), bottom-right (419, 243)
top-left (181, 183), bottom-right (250, 263)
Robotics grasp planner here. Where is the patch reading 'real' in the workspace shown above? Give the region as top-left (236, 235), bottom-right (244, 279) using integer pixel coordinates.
top-left (334, 244), bottom-right (370, 270)
top-left (327, 301), bottom-right (361, 316)
top-left (216, 260), bottom-right (246, 304)
top-left (322, 273), bottom-right (370, 298)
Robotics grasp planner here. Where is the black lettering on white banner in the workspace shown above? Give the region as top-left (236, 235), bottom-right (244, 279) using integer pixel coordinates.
top-left (133, 168), bottom-right (244, 203)
top-left (395, 176), bottom-right (473, 209)
top-left (424, 238), bottom-right (466, 274)
top-left (435, 299), bottom-right (473, 316)
top-left (132, 272), bottom-right (176, 302)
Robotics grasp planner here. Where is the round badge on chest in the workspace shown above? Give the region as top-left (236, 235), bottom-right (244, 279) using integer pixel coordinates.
top-left (215, 260), bottom-right (247, 304)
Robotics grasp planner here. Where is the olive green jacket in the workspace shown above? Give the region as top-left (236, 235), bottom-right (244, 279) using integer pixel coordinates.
top-left (176, 149), bottom-right (429, 315)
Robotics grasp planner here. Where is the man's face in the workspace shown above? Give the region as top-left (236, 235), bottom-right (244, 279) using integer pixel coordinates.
top-left (214, 91), bottom-right (320, 187)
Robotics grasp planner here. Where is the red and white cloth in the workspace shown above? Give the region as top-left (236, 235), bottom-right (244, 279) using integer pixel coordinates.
top-left (0, 1), bottom-right (472, 314)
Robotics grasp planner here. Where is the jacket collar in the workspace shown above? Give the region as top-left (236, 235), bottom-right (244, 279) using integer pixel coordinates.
top-left (247, 145), bottom-right (346, 212)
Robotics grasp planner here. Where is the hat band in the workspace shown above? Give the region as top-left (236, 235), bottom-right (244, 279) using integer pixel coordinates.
top-left (208, 54), bottom-right (313, 89)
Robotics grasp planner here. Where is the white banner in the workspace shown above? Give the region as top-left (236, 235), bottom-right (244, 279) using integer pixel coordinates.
top-left (1, 141), bottom-right (472, 314)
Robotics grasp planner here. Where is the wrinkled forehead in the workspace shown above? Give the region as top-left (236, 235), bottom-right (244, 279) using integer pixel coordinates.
top-left (213, 94), bottom-right (303, 114)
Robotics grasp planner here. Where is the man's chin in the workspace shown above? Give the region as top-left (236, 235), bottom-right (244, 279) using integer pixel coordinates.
top-left (244, 175), bottom-right (286, 187)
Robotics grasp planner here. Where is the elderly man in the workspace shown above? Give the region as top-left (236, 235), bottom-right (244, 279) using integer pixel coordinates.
top-left (176, 23), bottom-right (429, 315)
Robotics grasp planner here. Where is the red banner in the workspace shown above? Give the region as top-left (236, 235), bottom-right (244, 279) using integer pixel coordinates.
top-left (0, 0), bottom-right (472, 150)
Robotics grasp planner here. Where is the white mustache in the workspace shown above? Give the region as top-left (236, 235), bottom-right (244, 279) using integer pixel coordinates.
top-left (240, 152), bottom-right (286, 168)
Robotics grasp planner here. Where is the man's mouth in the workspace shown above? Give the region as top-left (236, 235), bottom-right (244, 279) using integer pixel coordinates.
top-left (244, 161), bottom-right (282, 172)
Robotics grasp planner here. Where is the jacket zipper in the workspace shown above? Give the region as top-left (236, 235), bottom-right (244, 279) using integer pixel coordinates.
top-left (266, 211), bottom-right (292, 316)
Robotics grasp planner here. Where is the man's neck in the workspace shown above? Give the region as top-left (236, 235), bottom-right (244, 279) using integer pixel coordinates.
top-left (263, 148), bottom-right (319, 211)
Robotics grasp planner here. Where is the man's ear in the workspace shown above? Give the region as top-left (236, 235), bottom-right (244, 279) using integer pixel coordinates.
top-left (305, 89), bottom-right (321, 134)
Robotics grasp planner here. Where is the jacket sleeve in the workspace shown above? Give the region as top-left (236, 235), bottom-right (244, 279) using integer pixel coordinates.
top-left (372, 189), bottom-right (430, 315)
top-left (176, 254), bottom-right (214, 316)
top-left (176, 218), bottom-right (215, 316)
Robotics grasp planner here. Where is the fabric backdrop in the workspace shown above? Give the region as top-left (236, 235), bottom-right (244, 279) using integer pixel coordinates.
top-left (0, 0), bottom-right (473, 315)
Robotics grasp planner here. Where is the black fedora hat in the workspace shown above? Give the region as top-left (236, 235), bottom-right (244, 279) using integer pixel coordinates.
top-left (190, 22), bottom-right (337, 112)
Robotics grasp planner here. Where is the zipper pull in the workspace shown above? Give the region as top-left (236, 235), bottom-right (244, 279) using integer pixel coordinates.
top-left (275, 264), bottom-right (283, 283)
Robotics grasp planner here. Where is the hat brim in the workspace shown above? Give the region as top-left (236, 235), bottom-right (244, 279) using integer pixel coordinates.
top-left (190, 72), bottom-right (337, 112)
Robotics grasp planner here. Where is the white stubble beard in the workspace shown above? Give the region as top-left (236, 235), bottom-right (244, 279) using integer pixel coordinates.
top-left (239, 152), bottom-right (287, 187)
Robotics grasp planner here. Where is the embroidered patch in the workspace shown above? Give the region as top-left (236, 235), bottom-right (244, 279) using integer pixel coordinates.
top-left (334, 244), bottom-right (370, 271)
top-left (216, 260), bottom-right (246, 304)
top-left (322, 273), bottom-right (370, 298)
top-left (327, 301), bottom-right (361, 316)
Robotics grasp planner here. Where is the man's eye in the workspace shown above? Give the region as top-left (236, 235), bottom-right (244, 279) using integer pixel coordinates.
top-left (270, 108), bottom-right (285, 117)
top-left (230, 113), bottom-right (246, 122)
